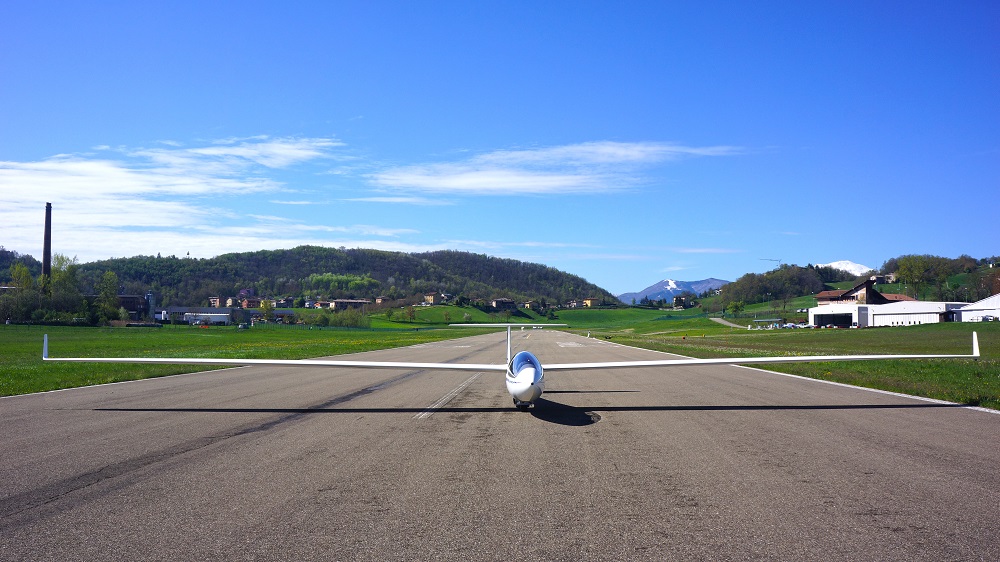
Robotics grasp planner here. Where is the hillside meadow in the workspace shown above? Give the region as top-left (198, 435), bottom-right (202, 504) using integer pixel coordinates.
top-left (1, 310), bottom-right (995, 410)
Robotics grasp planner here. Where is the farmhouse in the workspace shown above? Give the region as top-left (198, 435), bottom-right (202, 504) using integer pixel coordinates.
top-left (814, 279), bottom-right (914, 305)
top-left (492, 298), bottom-right (516, 311)
top-left (330, 299), bottom-right (370, 311)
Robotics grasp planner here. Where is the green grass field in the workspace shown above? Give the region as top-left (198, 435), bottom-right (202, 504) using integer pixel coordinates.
top-left (609, 322), bottom-right (998, 409)
top-left (367, 304), bottom-right (548, 328)
top-left (0, 324), bottom-right (489, 397)
top-left (551, 307), bottom-right (722, 335)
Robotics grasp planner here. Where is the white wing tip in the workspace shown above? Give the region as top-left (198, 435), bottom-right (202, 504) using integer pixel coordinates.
top-left (43, 334), bottom-right (49, 360)
top-left (973, 331), bottom-right (980, 358)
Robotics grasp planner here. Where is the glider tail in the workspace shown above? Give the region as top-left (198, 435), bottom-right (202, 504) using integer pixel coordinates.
top-left (507, 325), bottom-right (512, 365)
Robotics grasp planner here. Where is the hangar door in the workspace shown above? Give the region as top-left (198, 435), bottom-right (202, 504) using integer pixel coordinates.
top-left (813, 312), bottom-right (853, 327)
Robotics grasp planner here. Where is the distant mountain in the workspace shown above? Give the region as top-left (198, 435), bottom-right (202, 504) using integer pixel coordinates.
top-left (815, 260), bottom-right (874, 277)
top-left (618, 278), bottom-right (730, 304)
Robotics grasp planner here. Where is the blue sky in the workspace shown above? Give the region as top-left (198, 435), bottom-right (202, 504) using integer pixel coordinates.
top-left (1, 2), bottom-right (997, 295)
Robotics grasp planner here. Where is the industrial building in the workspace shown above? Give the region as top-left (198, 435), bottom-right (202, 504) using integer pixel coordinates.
top-left (956, 294), bottom-right (1000, 322)
top-left (809, 301), bottom-right (967, 328)
top-left (806, 277), bottom-right (994, 328)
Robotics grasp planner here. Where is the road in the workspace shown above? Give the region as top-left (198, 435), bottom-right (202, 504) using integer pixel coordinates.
top-left (1, 329), bottom-right (998, 560)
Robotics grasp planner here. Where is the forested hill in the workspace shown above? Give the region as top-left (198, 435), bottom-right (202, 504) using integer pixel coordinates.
top-left (70, 246), bottom-right (617, 308)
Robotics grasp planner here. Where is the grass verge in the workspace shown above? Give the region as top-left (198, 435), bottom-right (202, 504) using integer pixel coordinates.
top-left (0, 324), bottom-right (491, 397)
top-left (607, 323), bottom-right (999, 410)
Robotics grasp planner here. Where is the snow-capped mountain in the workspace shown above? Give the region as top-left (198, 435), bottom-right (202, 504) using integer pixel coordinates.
top-left (815, 260), bottom-right (874, 276)
top-left (618, 278), bottom-right (730, 304)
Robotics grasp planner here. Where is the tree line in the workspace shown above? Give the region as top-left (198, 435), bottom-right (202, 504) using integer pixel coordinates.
top-left (1, 255), bottom-right (128, 324)
top-left (711, 255), bottom-right (999, 313)
top-left (714, 264), bottom-right (857, 312)
top-left (0, 245), bottom-right (617, 323)
top-left (885, 254), bottom-right (1000, 301)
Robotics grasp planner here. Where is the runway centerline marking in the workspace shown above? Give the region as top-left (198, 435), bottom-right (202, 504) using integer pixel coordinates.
top-left (414, 372), bottom-right (483, 419)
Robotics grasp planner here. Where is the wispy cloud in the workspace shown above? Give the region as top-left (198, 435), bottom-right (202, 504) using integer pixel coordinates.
top-left (370, 141), bottom-right (741, 196)
top-left (561, 253), bottom-right (656, 261)
top-left (0, 136), bottom-right (355, 259)
top-left (291, 224), bottom-right (419, 237)
top-left (671, 247), bottom-right (742, 254)
top-left (269, 200), bottom-right (319, 205)
top-left (443, 239), bottom-right (599, 251)
top-left (1, 136), bottom-right (745, 269)
top-left (345, 196), bottom-right (454, 206)
top-left (130, 136), bottom-right (341, 173)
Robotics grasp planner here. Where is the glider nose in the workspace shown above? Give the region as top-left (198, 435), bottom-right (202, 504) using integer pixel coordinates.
top-left (506, 351), bottom-right (545, 404)
top-left (507, 379), bottom-right (543, 403)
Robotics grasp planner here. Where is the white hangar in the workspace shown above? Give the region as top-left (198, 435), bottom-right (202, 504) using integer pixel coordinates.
top-left (955, 293), bottom-right (1000, 322)
top-left (809, 300), bottom-right (967, 328)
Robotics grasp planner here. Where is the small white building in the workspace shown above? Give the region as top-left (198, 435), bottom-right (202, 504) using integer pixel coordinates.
top-left (183, 312), bottom-right (232, 325)
top-left (956, 293), bottom-right (1000, 322)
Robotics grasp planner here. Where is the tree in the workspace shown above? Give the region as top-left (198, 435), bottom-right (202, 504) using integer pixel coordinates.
top-left (10, 263), bottom-right (34, 290)
top-left (260, 299), bottom-right (275, 322)
top-left (895, 254), bottom-right (958, 299)
top-left (726, 300), bottom-right (745, 316)
top-left (50, 254), bottom-right (83, 313)
top-left (95, 271), bottom-right (121, 324)
top-left (385, 307), bottom-right (395, 321)
top-left (405, 305), bottom-right (416, 322)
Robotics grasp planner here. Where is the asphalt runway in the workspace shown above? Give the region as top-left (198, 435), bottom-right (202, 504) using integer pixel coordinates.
top-left (2, 329), bottom-right (998, 560)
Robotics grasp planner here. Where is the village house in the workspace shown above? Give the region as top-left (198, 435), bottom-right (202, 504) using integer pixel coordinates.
top-left (492, 298), bottom-right (516, 311)
top-left (330, 299), bottom-right (370, 311)
top-left (815, 279), bottom-right (914, 306)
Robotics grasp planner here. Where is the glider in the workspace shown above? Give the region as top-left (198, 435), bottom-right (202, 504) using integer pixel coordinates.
top-left (42, 326), bottom-right (980, 411)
